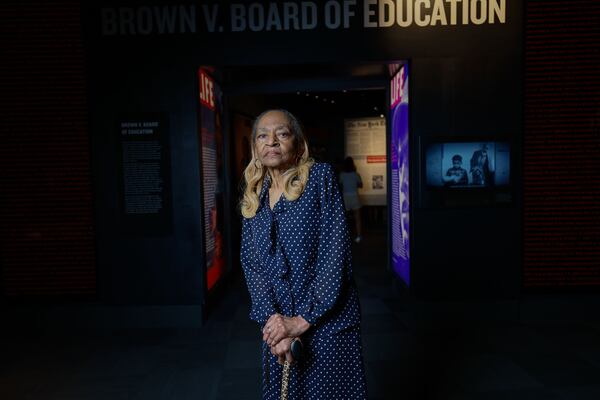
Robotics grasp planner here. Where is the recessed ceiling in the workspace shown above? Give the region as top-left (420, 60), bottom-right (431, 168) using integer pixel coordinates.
top-left (222, 63), bottom-right (389, 84)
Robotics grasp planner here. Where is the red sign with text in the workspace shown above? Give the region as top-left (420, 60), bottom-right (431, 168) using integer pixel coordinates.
top-left (198, 69), bottom-right (215, 110)
top-left (390, 65), bottom-right (405, 109)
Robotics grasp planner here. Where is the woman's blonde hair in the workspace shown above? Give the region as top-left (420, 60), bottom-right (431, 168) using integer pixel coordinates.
top-left (240, 109), bottom-right (314, 219)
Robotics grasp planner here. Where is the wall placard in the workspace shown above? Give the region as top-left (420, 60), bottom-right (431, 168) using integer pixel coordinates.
top-left (117, 113), bottom-right (172, 235)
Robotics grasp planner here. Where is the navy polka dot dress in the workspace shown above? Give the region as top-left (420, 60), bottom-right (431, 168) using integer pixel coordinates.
top-left (240, 162), bottom-right (368, 399)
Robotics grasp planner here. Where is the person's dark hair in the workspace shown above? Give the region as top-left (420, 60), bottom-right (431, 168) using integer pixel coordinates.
top-left (452, 154), bottom-right (463, 163)
top-left (343, 156), bottom-right (357, 172)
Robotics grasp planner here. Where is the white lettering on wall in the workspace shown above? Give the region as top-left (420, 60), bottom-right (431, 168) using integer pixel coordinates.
top-left (100, 1), bottom-right (507, 36)
top-left (101, 5), bottom-right (196, 35)
top-left (363, 0), bottom-right (507, 28)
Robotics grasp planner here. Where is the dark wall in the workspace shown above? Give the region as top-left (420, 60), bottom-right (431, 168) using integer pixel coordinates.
top-left (523, 1), bottom-right (600, 290)
top-left (1, 1), bottom-right (96, 299)
top-left (84, 0), bottom-right (523, 304)
top-left (411, 56), bottom-right (522, 299)
top-left (89, 61), bottom-right (206, 305)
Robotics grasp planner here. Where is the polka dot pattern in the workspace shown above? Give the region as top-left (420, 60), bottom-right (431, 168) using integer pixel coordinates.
top-left (240, 162), bottom-right (367, 399)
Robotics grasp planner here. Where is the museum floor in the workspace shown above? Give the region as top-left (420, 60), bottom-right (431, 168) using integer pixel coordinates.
top-left (2, 229), bottom-right (600, 400)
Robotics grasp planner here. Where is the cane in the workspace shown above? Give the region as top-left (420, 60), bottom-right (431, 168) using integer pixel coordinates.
top-left (280, 360), bottom-right (291, 400)
top-left (280, 337), bottom-right (303, 400)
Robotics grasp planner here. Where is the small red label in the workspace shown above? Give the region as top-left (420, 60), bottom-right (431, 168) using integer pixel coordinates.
top-left (198, 69), bottom-right (215, 110)
top-left (390, 65), bottom-right (405, 108)
top-left (367, 155), bottom-right (387, 163)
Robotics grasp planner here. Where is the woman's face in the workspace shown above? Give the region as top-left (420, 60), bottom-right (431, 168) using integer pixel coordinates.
top-left (254, 111), bottom-right (297, 169)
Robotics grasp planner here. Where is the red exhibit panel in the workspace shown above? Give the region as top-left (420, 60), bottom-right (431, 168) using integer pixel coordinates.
top-left (198, 69), bottom-right (226, 290)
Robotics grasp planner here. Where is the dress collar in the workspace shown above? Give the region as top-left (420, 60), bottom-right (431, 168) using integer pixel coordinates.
top-left (257, 172), bottom-right (289, 214)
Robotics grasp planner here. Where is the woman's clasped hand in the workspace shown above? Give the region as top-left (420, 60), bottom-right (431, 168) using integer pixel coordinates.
top-left (262, 313), bottom-right (310, 364)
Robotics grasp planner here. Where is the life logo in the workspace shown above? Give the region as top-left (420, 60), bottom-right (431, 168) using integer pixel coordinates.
top-left (390, 66), bottom-right (405, 109)
top-left (199, 69), bottom-right (215, 110)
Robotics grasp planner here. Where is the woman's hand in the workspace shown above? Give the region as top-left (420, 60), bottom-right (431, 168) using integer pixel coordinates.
top-left (270, 337), bottom-right (295, 365)
top-left (263, 314), bottom-right (310, 347)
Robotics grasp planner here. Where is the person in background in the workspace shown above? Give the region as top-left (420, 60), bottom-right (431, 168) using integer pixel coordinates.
top-left (443, 154), bottom-right (469, 186)
top-left (339, 156), bottom-right (364, 243)
top-left (470, 144), bottom-right (492, 185)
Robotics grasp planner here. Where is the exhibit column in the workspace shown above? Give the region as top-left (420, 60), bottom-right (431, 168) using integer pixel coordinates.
top-left (389, 64), bottom-right (411, 287)
top-left (197, 68), bottom-right (227, 292)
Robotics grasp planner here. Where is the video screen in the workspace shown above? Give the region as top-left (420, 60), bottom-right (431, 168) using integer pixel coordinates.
top-left (425, 141), bottom-right (510, 188)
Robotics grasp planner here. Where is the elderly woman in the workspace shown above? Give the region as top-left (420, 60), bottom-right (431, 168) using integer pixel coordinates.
top-left (239, 109), bottom-right (367, 399)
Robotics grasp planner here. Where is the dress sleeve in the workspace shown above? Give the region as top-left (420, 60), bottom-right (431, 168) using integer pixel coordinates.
top-left (240, 217), bottom-right (277, 326)
top-left (298, 164), bottom-right (351, 326)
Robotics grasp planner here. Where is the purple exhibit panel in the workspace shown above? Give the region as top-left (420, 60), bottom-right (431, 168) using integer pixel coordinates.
top-left (390, 65), bottom-right (410, 285)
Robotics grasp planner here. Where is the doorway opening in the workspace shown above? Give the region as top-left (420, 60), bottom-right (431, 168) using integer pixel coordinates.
top-left (197, 62), bottom-right (410, 299)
